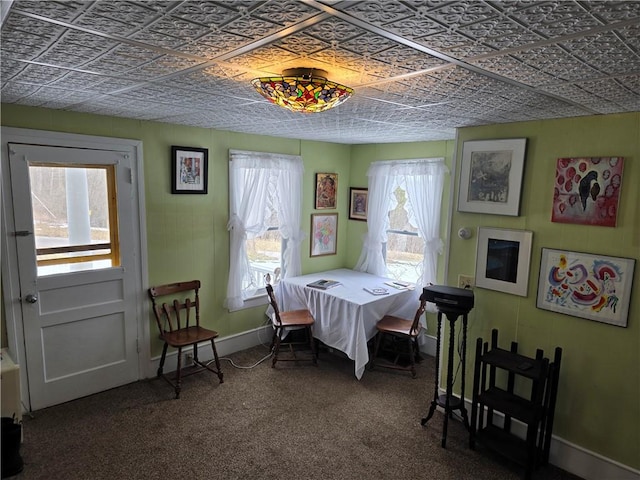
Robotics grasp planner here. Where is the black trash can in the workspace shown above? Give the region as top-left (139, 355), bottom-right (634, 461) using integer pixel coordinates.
top-left (1, 416), bottom-right (23, 478)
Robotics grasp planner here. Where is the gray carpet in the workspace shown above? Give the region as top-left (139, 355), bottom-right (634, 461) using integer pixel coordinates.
top-left (9, 345), bottom-right (581, 480)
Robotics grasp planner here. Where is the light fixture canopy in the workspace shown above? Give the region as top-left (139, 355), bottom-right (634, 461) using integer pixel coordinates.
top-left (251, 68), bottom-right (354, 113)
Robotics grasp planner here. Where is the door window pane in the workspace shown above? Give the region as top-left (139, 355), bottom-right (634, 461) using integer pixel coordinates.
top-left (29, 165), bottom-right (119, 276)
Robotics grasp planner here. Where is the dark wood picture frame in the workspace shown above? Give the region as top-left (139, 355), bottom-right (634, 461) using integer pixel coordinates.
top-left (171, 145), bottom-right (208, 194)
top-left (348, 187), bottom-right (368, 221)
top-left (315, 172), bottom-right (338, 209)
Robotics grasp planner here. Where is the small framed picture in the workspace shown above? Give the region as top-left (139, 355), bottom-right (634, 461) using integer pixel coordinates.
top-left (315, 173), bottom-right (338, 209)
top-left (458, 138), bottom-right (527, 216)
top-left (475, 227), bottom-right (533, 297)
top-left (171, 145), bottom-right (208, 194)
top-left (349, 188), bottom-right (368, 221)
top-left (310, 213), bottom-right (338, 257)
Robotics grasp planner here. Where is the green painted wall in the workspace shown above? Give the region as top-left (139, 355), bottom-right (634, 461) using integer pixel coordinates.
top-left (2, 104), bottom-right (639, 470)
top-left (448, 112), bottom-right (640, 469)
top-left (0, 104), bottom-right (352, 357)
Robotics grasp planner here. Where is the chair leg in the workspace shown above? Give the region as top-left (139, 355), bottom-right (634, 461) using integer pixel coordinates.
top-left (269, 327), bottom-right (277, 353)
top-left (370, 332), bottom-right (383, 370)
top-left (407, 338), bottom-right (417, 378)
top-left (413, 338), bottom-right (422, 363)
top-left (210, 339), bottom-right (224, 383)
top-left (174, 347), bottom-right (183, 399)
top-left (307, 326), bottom-right (317, 365)
top-left (158, 342), bottom-right (169, 377)
top-left (272, 327), bottom-right (283, 367)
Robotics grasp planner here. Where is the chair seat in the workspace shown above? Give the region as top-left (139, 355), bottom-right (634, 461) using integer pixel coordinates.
top-left (377, 315), bottom-right (422, 337)
top-left (265, 282), bottom-right (317, 367)
top-left (278, 309), bottom-right (314, 327)
top-left (162, 326), bottom-right (219, 348)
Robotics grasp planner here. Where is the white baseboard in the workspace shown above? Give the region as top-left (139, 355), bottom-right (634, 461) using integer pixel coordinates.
top-left (433, 390), bottom-right (640, 480)
top-left (549, 436), bottom-right (640, 480)
top-left (420, 333), bottom-right (437, 357)
top-left (147, 325), bottom-right (272, 375)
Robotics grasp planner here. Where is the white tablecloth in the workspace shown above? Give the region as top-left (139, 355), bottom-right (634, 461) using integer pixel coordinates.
top-left (275, 268), bottom-right (420, 379)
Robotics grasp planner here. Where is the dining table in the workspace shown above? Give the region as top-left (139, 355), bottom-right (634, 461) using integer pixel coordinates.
top-left (274, 268), bottom-right (420, 379)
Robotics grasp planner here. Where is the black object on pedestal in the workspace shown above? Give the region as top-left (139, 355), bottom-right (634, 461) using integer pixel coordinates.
top-left (421, 285), bottom-right (474, 448)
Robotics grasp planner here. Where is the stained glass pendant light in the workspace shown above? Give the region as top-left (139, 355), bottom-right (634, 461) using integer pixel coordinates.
top-left (251, 68), bottom-right (354, 113)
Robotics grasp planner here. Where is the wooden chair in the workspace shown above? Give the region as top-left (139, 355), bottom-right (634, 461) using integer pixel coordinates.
top-left (148, 280), bottom-right (223, 398)
top-left (370, 293), bottom-right (427, 378)
top-left (265, 282), bottom-right (317, 368)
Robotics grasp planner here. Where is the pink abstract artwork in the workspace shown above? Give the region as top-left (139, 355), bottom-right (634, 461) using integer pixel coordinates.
top-left (551, 157), bottom-right (624, 227)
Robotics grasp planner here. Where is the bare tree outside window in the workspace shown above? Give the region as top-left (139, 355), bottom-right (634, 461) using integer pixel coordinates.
top-left (245, 198), bottom-right (282, 291)
top-left (386, 186), bottom-right (424, 283)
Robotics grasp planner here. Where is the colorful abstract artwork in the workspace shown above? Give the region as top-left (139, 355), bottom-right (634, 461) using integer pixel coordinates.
top-left (536, 248), bottom-right (635, 327)
top-left (551, 157), bottom-right (623, 227)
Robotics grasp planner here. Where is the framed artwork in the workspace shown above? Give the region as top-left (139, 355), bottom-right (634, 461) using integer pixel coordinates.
top-left (310, 213), bottom-right (338, 257)
top-left (536, 248), bottom-right (635, 327)
top-left (315, 173), bottom-right (338, 209)
top-left (551, 157), bottom-right (624, 227)
top-left (348, 188), bottom-right (368, 221)
top-left (171, 146), bottom-right (208, 194)
top-left (475, 227), bottom-right (533, 297)
top-left (458, 138), bottom-right (527, 216)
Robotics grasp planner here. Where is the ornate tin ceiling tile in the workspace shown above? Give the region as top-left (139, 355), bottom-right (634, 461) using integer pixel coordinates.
top-left (341, 0), bottom-right (417, 26)
top-left (250, 0), bottom-right (321, 25)
top-left (1, 0), bottom-right (638, 143)
top-left (169, 1), bottom-right (240, 26)
top-left (9, 0), bottom-right (84, 21)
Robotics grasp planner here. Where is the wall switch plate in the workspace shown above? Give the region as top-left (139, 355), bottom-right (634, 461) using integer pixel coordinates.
top-left (458, 274), bottom-right (474, 289)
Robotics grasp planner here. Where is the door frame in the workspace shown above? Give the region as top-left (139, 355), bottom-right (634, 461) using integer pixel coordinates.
top-left (1, 127), bottom-right (151, 411)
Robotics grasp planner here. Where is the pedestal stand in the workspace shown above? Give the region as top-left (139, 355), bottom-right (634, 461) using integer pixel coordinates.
top-left (421, 305), bottom-right (471, 448)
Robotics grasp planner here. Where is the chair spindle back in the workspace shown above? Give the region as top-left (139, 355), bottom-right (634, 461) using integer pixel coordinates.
top-left (148, 280), bottom-right (201, 333)
top-left (410, 293), bottom-right (428, 336)
top-left (265, 283), bottom-right (282, 327)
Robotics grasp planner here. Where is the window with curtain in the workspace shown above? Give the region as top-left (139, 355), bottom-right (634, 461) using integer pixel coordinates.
top-left (386, 181), bottom-right (425, 283)
top-left (354, 158), bottom-right (448, 288)
top-left (226, 150), bottom-right (305, 311)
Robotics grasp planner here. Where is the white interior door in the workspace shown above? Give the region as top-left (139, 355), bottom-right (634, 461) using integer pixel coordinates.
top-left (5, 141), bottom-right (144, 411)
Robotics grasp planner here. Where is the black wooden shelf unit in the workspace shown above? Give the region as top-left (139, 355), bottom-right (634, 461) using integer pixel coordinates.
top-left (469, 329), bottom-right (562, 480)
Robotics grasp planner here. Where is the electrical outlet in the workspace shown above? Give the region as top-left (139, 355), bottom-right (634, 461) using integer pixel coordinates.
top-left (185, 353), bottom-right (193, 365)
top-left (458, 274), bottom-right (474, 289)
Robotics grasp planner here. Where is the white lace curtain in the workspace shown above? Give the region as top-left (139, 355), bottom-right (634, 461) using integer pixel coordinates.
top-left (225, 150), bottom-right (304, 310)
top-left (353, 158), bottom-right (448, 287)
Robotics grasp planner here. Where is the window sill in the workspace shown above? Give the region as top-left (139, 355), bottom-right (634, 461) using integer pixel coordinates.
top-left (227, 291), bottom-right (269, 312)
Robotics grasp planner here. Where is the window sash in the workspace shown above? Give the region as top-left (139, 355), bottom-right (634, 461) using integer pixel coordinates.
top-left (29, 163), bottom-right (120, 273)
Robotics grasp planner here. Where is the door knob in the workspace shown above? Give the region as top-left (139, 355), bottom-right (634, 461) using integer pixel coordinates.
top-left (25, 294), bottom-right (38, 304)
